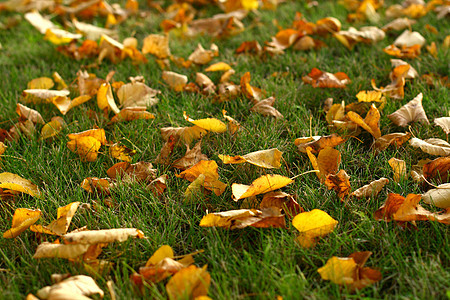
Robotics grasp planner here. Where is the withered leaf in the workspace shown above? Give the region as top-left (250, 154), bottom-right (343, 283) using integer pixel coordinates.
top-left (166, 265), bottom-right (210, 300)
top-left (434, 117), bottom-right (450, 134)
top-left (296, 134), bottom-right (345, 154)
top-left (325, 170), bottom-right (351, 199)
top-left (250, 96), bottom-right (283, 118)
top-left (388, 93), bottom-right (429, 127)
top-left (232, 174), bottom-right (293, 200)
top-left (409, 137), bottom-right (450, 156)
top-left (3, 208), bottom-right (41, 238)
top-left (0, 172), bottom-right (41, 197)
top-left (219, 148), bottom-right (283, 169)
top-left (63, 228), bottom-right (145, 244)
top-left (30, 202), bottom-right (80, 236)
top-left (422, 184), bottom-right (450, 209)
top-left (177, 160), bottom-right (227, 196)
top-left (373, 133), bottom-right (411, 152)
top-left (351, 178), bottom-right (389, 198)
top-left (423, 157), bottom-right (450, 185)
top-left (388, 157), bottom-right (407, 183)
top-left (172, 141), bottom-right (208, 170)
top-left (302, 68), bottom-right (351, 88)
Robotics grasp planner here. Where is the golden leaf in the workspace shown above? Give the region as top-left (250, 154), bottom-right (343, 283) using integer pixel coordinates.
top-left (109, 143), bottom-right (136, 162)
top-left (97, 83), bottom-right (120, 114)
top-left (292, 209), bottom-right (338, 248)
top-left (142, 34), bottom-right (171, 58)
top-left (388, 157), bottom-right (407, 182)
top-left (166, 265), bottom-right (210, 300)
top-left (162, 71), bottom-right (188, 92)
top-left (347, 104), bottom-right (381, 138)
top-left (177, 160), bottom-right (227, 196)
top-left (67, 136), bottom-right (102, 162)
top-left (0, 172), bottom-right (40, 197)
top-left (232, 174), bottom-right (293, 200)
top-left (30, 202), bottom-right (80, 236)
top-left (184, 112), bottom-right (227, 133)
top-left (205, 62), bottom-right (232, 72)
top-left (3, 208), bottom-right (41, 238)
top-left (27, 77), bottom-right (54, 90)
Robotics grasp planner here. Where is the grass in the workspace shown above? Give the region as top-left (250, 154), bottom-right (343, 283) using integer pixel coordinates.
top-left (0, 0), bottom-right (449, 299)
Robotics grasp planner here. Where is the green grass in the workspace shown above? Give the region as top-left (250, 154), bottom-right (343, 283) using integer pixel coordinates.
top-left (0, 0), bottom-right (449, 299)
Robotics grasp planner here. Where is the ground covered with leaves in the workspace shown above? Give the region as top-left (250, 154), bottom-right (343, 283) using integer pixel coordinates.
top-left (0, 0), bottom-right (449, 299)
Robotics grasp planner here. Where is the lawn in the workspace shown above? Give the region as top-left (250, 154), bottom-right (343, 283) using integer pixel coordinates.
top-left (0, 0), bottom-right (449, 299)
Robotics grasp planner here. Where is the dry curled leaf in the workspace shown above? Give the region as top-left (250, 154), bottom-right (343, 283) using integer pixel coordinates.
top-left (250, 96), bottom-right (283, 118)
top-left (116, 82), bottom-right (160, 109)
top-left (162, 71), bottom-right (188, 92)
top-left (109, 143), bottom-right (136, 162)
top-left (161, 126), bottom-right (208, 146)
top-left (434, 117), bottom-right (450, 134)
top-left (423, 157), bottom-right (450, 185)
top-left (373, 133), bottom-right (411, 152)
top-left (173, 141), bottom-right (208, 170)
top-left (142, 34), bottom-right (171, 58)
top-left (325, 170), bottom-right (351, 199)
top-left (374, 193), bottom-right (450, 224)
top-left (292, 209), bottom-right (338, 248)
top-left (63, 228), bottom-right (144, 244)
top-left (302, 68), bottom-right (351, 88)
top-left (347, 104), bottom-right (381, 139)
top-left (388, 93), bottom-right (429, 127)
top-left (177, 160), bottom-right (227, 196)
top-left (35, 275), bottom-right (103, 299)
top-left (16, 104), bottom-right (44, 124)
top-left (30, 202), bottom-right (80, 236)
top-left (306, 147), bottom-right (341, 183)
top-left (296, 134), bottom-right (346, 153)
top-left (200, 207), bottom-right (286, 229)
top-left (219, 148), bottom-right (283, 169)
top-left (110, 108), bottom-right (155, 123)
top-left (33, 242), bottom-right (90, 259)
top-left (422, 184), bottom-right (450, 209)
top-left (409, 137), bottom-right (450, 156)
top-left (259, 191), bottom-right (303, 218)
top-left (351, 178), bottom-right (389, 198)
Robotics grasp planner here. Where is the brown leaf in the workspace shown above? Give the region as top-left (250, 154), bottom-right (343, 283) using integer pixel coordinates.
top-left (347, 104), bottom-right (381, 139)
top-left (302, 68), bottom-right (351, 88)
top-left (250, 96), bottom-right (283, 118)
top-left (371, 64), bottom-right (411, 99)
top-left (107, 161), bottom-right (157, 183)
top-left (172, 141), bottom-right (208, 170)
top-left (325, 170), bottom-right (351, 199)
top-left (259, 191), bottom-right (303, 218)
top-left (295, 134), bottom-right (345, 154)
top-left (166, 265), bottom-right (210, 300)
top-left (423, 157), bottom-right (450, 185)
top-left (374, 193), bottom-right (450, 224)
top-left (351, 178), bottom-right (389, 198)
top-left (188, 43), bottom-right (218, 65)
top-left (155, 135), bottom-right (177, 165)
top-left (116, 82), bottom-right (160, 109)
top-left (81, 177), bottom-right (114, 195)
top-left (177, 160), bottom-right (227, 196)
top-left (373, 132), bottom-right (411, 152)
top-left (306, 147), bottom-right (341, 183)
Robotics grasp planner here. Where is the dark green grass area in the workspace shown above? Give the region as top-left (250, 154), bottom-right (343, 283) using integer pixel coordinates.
top-left (0, 0), bottom-right (449, 299)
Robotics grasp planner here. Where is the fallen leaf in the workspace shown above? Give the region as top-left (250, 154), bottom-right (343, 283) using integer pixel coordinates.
top-left (388, 93), bottom-right (429, 127)
top-left (3, 208), bottom-right (41, 238)
top-left (166, 265), bottom-right (210, 300)
top-left (232, 174), bottom-right (293, 200)
top-left (16, 104), bottom-right (44, 124)
top-left (172, 141), bottom-right (208, 170)
top-left (184, 112), bottom-right (227, 133)
top-left (219, 148), bottom-right (283, 169)
top-left (22, 89), bottom-right (70, 104)
top-left (161, 126), bottom-right (207, 145)
top-left (73, 19), bottom-right (116, 41)
top-left (409, 137), bottom-right (450, 156)
top-left (30, 202), bottom-right (80, 236)
top-left (184, 174), bottom-right (206, 203)
top-left (292, 209), bottom-right (338, 248)
top-left (110, 108), bottom-right (155, 123)
top-left (97, 83), bottom-right (120, 114)
top-left (374, 193), bottom-right (450, 224)
top-left (382, 18), bottom-right (417, 32)
top-left (142, 34), bottom-right (171, 58)
top-left (422, 183), bottom-right (450, 209)
top-left (35, 275), bottom-right (103, 299)
top-left (162, 71), bottom-right (188, 92)
top-left (107, 161), bottom-right (157, 183)
top-left (33, 242), bottom-right (90, 259)
top-left (259, 191), bottom-right (303, 218)
top-left (200, 207), bottom-right (286, 229)
top-left (347, 104), bottom-right (381, 139)
top-left (188, 43), bottom-right (218, 65)
top-left (0, 172), bottom-right (40, 197)
top-left (351, 178), bottom-right (389, 198)
top-left (434, 117), bottom-right (450, 134)
top-left (80, 177), bottom-right (114, 195)
top-left (388, 157), bottom-right (407, 182)
top-left (296, 134), bottom-right (346, 154)
top-left (383, 44), bottom-right (421, 59)
top-left (250, 96), bottom-right (283, 118)
top-left (63, 228), bottom-right (144, 244)
top-left (302, 68), bottom-right (351, 88)
top-left (394, 30), bottom-right (426, 47)
top-left (109, 143), bottom-right (136, 162)
top-left (205, 62), bottom-right (232, 72)
top-left (116, 82), bottom-right (160, 109)
top-left (325, 170), bottom-right (351, 199)
top-left (390, 59), bottom-right (418, 79)
top-left (306, 147), bottom-right (341, 183)
top-left (318, 251), bottom-right (382, 291)
top-left (67, 136), bottom-right (102, 162)
top-left (373, 133), bottom-right (411, 152)
top-left (222, 110), bottom-right (240, 134)
top-left (177, 160), bottom-right (227, 196)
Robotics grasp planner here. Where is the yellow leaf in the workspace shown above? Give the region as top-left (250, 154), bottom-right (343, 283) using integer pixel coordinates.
top-left (109, 143), bottom-right (136, 162)
top-left (44, 28), bottom-right (82, 45)
top-left (3, 208), bottom-right (41, 238)
top-left (116, 82), bottom-right (160, 109)
top-left (200, 208), bottom-right (285, 229)
top-left (185, 174), bottom-right (206, 203)
top-left (30, 202), bottom-right (80, 236)
top-left (142, 34), bottom-right (171, 58)
top-left (97, 83), bottom-right (120, 114)
top-left (219, 148), bottom-right (283, 169)
top-left (166, 265), bottom-right (210, 300)
top-left (67, 136), bottom-right (102, 162)
top-left (347, 104), bottom-right (381, 139)
top-left (0, 142), bottom-right (6, 157)
top-left (27, 77), bottom-right (54, 89)
top-left (146, 245), bottom-right (174, 266)
top-left (318, 256), bottom-right (357, 285)
top-left (68, 128), bottom-right (106, 145)
top-left (177, 161), bottom-right (227, 196)
top-left (110, 108), bottom-right (155, 124)
top-left (40, 118), bottom-right (64, 140)
top-left (232, 174), bottom-right (293, 200)
top-left (184, 112), bottom-right (227, 133)
top-left (0, 172), bottom-right (40, 197)
top-left (161, 126), bottom-right (208, 145)
top-left (292, 209), bottom-right (338, 248)
top-left (388, 157), bottom-right (407, 182)
top-left (205, 62), bottom-right (232, 72)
